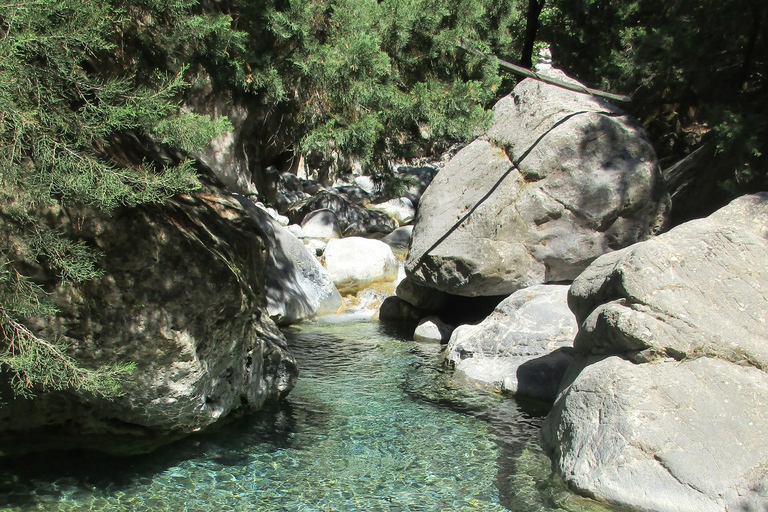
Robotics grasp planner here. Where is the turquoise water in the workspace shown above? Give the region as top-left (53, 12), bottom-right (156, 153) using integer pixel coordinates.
top-left (0, 317), bottom-right (616, 512)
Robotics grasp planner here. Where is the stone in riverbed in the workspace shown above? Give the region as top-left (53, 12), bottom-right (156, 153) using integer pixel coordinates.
top-left (289, 190), bottom-right (397, 237)
top-left (323, 237), bottom-right (399, 294)
top-left (543, 193), bottom-right (768, 511)
top-left (542, 355), bottom-right (768, 512)
top-left (568, 192), bottom-right (768, 366)
top-left (378, 296), bottom-right (426, 323)
top-left (367, 197), bottom-right (416, 226)
top-left (445, 284), bottom-right (577, 402)
top-left (413, 316), bottom-right (455, 343)
top-left (395, 277), bottom-right (448, 313)
top-left (380, 225), bottom-right (413, 260)
top-left (237, 197), bottom-right (343, 325)
top-left (301, 208), bottom-right (342, 240)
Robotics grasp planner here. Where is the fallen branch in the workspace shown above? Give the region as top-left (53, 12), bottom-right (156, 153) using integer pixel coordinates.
top-left (457, 41), bottom-right (633, 104)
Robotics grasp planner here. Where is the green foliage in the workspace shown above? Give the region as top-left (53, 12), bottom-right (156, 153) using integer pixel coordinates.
top-left (214, 0), bottom-right (526, 175)
top-left (537, 0), bottom-right (768, 205)
top-left (0, 304), bottom-right (136, 399)
top-left (0, 0), bottom-right (229, 398)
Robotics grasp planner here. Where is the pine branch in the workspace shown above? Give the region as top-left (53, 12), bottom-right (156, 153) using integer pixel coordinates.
top-left (0, 305), bottom-right (134, 398)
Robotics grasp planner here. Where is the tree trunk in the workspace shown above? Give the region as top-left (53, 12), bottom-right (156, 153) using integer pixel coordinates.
top-left (520, 0), bottom-right (546, 69)
top-left (738, 3), bottom-right (764, 90)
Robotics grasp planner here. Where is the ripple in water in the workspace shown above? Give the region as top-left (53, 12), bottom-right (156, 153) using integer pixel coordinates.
top-left (0, 317), bottom-right (622, 512)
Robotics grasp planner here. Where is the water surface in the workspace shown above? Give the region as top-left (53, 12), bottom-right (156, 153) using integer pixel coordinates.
top-left (0, 316), bottom-right (618, 511)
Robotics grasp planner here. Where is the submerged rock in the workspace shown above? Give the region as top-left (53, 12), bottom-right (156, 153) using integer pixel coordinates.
top-left (0, 178), bottom-right (298, 455)
top-left (445, 284), bottom-right (577, 402)
top-left (542, 193), bottom-right (768, 511)
top-left (406, 70), bottom-right (669, 297)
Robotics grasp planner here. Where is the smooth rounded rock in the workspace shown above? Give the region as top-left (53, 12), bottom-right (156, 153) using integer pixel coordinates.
top-left (445, 284), bottom-right (577, 401)
top-left (301, 208), bottom-right (342, 240)
top-left (323, 237), bottom-right (399, 294)
top-left (413, 316), bottom-right (455, 343)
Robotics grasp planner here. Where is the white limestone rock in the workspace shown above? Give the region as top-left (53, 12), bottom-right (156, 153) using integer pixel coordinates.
top-left (323, 237), bottom-right (399, 294)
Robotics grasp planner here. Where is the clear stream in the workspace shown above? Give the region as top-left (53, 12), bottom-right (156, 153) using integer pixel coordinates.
top-left (0, 316), bottom-right (619, 512)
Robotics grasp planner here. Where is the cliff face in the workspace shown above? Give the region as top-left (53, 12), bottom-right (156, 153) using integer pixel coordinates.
top-left (0, 176), bottom-right (297, 455)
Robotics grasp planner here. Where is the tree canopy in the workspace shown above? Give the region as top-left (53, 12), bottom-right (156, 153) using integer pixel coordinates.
top-left (0, 0), bottom-right (229, 397)
top-left (535, 0), bottom-right (768, 219)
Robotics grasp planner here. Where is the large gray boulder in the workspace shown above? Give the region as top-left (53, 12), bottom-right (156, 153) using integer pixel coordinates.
top-left (543, 356), bottom-right (768, 512)
top-left (406, 70), bottom-right (669, 297)
top-left (445, 284), bottom-right (577, 402)
top-left (568, 192), bottom-right (768, 366)
top-left (542, 193), bottom-right (768, 511)
top-left (0, 179), bottom-right (298, 455)
top-left (237, 198), bottom-right (343, 325)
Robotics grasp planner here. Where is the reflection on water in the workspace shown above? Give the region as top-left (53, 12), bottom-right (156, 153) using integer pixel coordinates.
top-left (0, 316), bottom-right (620, 512)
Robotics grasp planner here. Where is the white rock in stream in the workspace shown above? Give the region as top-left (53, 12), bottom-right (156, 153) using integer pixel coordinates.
top-left (323, 237), bottom-right (399, 294)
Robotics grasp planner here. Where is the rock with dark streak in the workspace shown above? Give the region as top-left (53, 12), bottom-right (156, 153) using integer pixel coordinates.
top-left (406, 69), bottom-right (670, 297)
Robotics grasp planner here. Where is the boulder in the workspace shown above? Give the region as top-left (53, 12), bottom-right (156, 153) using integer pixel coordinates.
top-left (367, 197), bottom-right (416, 226)
top-left (323, 237), bottom-right (399, 294)
top-left (378, 296), bottom-right (425, 323)
top-left (380, 225), bottom-right (413, 260)
top-left (288, 190), bottom-right (397, 237)
top-left (543, 355), bottom-right (768, 512)
top-left (237, 198), bottom-right (343, 325)
top-left (395, 277), bottom-right (448, 313)
top-left (406, 70), bottom-right (669, 297)
top-left (445, 284), bottom-right (577, 402)
top-left (413, 316), bottom-right (455, 343)
top-left (568, 192), bottom-right (768, 366)
top-left (542, 193), bottom-right (768, 511)
top-left (0, 179), bottom-right (298, 454)
top-left (301, 208), bottom-right (342, 240)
